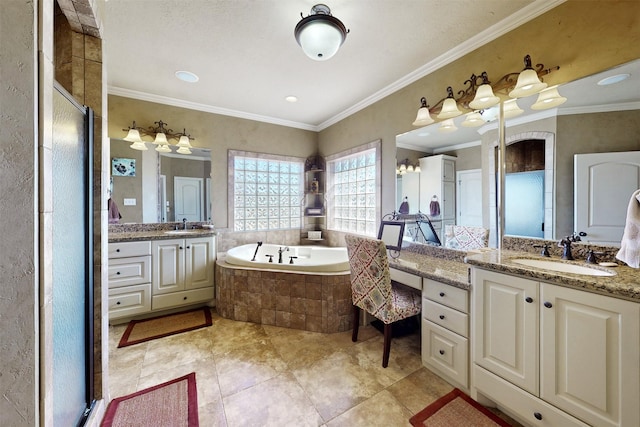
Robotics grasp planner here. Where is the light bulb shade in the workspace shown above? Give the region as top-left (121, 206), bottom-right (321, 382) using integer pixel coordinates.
top-left (461, 111), bottom-right (485, 127)
top-left (469, 84), bottom-right (500, 110)
top-left (437, 97), bottom-right (462, 119)
top-left (155, 144), bottom-right (172, 153)
top-left (438, 118), bottom-right (457, 133)
top-left (531, 85), bottom-right (567, 110)
top-left (177, 135), bottom-right (192, 148)
top-left (176, 146), bottom-right (192, 155)
top-left (509, 68), bottom-right (547, 98)
top-left (399, 163), bottom-right (407, 172)
top-left (502, 99), bottom-right (524, 118)
top-left (153, 132), bottom-right (168, 145)
top-left (414, 165), bottom-right (421, 173)
top-left (129, 141), bottom-right (148, 151)
top-left (124, 128), bottom-right (142, 143)
top-left (294, 5), bottom-right (348, 61)
top-left (412, 106), bottom-right (434, 126)
top-left (406, 164), bottom-right (414, 173)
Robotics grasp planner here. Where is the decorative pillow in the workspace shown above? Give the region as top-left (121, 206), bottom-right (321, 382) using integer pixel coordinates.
top-left (444, 225), bottom-right (489, 250)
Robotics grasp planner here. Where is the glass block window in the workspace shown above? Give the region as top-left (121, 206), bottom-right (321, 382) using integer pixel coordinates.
top-left (230, 152), bottom-right (303, 232)
top-left (327, 142), bottom-right (380, 236)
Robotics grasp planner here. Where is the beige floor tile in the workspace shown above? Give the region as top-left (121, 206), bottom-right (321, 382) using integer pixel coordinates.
top-left (222, 372), bottom-right (323, 427)
top-left (386, 367), bottom-right (454, 415)
top-left (326, 389), bottom-right (413, 426)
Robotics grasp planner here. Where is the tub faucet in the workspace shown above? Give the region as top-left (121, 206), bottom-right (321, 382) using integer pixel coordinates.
top-left (278, 246), bottom-right (289, 263)
top-left (251, 242), bottom-right (263, 261)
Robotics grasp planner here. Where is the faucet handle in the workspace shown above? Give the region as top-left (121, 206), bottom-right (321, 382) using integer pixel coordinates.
top-left (586, 249), bottom-right (604, 264)
top-left (533, 244), bottom-right (550, 257)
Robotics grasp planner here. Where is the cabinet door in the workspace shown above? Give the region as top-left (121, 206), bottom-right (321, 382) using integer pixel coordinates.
top-left (185, 237), bottom-right (214, 290)
top-left (442, 159), bottom-right (455, 181)
top-left (473, 268), bottom-right (539, 395)
top-left (152, 239), bottom-right (185, 295)
top-left (540, 283), bottom-right (640, 427)
top-left (442, 181), bottom-right (456, 220)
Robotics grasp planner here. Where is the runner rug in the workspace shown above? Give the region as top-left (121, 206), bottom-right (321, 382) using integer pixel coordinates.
top-left (101, 373), bottom-right (199, 427)
top-left (118, 307), bottom-right (212, 348)
top-left (409, 388), bottom-right (513, 426)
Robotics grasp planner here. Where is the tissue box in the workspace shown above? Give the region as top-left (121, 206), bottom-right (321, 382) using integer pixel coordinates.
top-left (308, 231), bottom-right (322, 240)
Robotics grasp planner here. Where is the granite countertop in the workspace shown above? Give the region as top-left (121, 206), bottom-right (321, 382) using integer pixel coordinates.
top-left (388, 247), bottom-right (471, 290)
top-left (109, 228), bottom-right (216, 243)
top-left (465, 250), bottom-right (640, 302)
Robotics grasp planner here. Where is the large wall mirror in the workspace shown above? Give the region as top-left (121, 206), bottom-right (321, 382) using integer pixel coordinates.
top-left (110, 138), bottom-right (212, 224)
top-left (396, 59), bottom-right (640, 246)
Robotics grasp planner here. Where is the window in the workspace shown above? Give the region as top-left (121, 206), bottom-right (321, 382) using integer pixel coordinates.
top-left (230, 151), bottom-right (304, 231)
top-left (327, 141), bottom-right (380, 236)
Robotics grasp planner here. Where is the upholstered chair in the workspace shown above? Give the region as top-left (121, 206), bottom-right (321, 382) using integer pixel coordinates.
top-left (443, 225), bottom-right (489, 250)
top-left (345, 234), bottom-right (421, 368)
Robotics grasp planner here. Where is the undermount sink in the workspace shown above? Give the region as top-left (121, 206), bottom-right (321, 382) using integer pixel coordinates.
top-left (511, 258), bottom-right (616, 277)
top-left (164, 230), bottom-right (201, 235)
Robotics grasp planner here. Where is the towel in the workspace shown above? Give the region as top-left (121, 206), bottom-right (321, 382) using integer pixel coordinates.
top-left (616, 189), bottom-right (640, 268)
top-left (398, 197), bottom-right (410, 214)
top-left (108, 198), bottom-right (122, 224)
top-left (429, 197), bottom-right (440, 217)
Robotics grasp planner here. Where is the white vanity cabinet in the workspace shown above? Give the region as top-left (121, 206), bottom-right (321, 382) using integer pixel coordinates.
top-left (421, 278), bottom-right (469, 391)
top-left (151, 236), bottom-right (215, 310)
top-left (108, 241), bottom-right (152, 320)
top-left (472, 268), bottom-right (640, 427)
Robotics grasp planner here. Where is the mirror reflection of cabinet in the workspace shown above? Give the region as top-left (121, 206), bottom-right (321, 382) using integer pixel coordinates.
top-left (419, 155), bottom-right (456, 240)
top-left (301, 156), bottom-right (326, 243)
top-left (397, 172), bottom-right (420, 214)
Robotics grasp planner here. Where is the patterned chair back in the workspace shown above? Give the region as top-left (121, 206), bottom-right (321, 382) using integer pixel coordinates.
top-left (444, 225), bottom-right (489, 250)
top-left (345, 234), bottom-right (395, 322)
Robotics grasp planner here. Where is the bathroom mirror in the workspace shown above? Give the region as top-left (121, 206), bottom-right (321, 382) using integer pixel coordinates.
top-left (396, 59), bottom-right (640, 244)
top-left (110, 138), bottom-right (212, 223)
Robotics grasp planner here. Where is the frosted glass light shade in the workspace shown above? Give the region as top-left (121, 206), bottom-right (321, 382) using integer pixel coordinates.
top-left (155, 144), bottom-right (171, 153)
top-left (531, 85), bottom-right (567, 110)
top-left (469, 84), bottom-right (500, 109)
top-left (414, 165), bottom-right (421, 173)
top-left (129, 141), bottom-right (148, 151)
top-left (509, 68), bottom-right (547, 98)
top-left (399, 163), bottom-right (406, 172)
top-left (412, 106), bottom-right (434, 126)
top-left (503, 99), bottom-right (525, 118)
top-left (406, 164), bottom-right (414, 173)
top-left (294, 5), bottom-right (348, 61)
top-left (124, 128), bottom-right (142, 143)
top-left (153, 132), bottom-right (168, 145)
top-left (176, 146), bottom-right (192, 155)
top-left (461, 111), bottom-right (485, 127)
top-left (438, 119), bottom-right (457, 133)
top-left (437, 98), bottom-right (462, 119)
top-left (177, 135), bottom-right (192, 148)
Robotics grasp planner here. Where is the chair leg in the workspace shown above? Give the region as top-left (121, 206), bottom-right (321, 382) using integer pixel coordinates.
top-left (382, 323), bottom-right (392, 368)
top-left (352, 305), bottom-right (360, 342)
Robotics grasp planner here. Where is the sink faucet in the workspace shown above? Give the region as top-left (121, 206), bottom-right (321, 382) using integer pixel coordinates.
top-left (278, 246), bottom-right (289, 263)
top-left (558, 236), bottom-right (574, 260)
top-left (183, 218), bottom-right (187, 230)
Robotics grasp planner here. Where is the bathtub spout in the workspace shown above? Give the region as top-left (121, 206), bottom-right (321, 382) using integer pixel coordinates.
top-left (278, 246), bottom-right (290, 263)
top-left (251, 241), bottom-right (263, 261)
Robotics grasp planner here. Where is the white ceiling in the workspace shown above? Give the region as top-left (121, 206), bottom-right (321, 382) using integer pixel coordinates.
top-left (104, 0), bottom-right (564, 132)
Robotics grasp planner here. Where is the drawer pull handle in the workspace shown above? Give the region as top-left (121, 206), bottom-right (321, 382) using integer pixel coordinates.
top-left (533, 412), bottom-right (542, 421)
top-left (116, 301), bottom-right (121, 305)
top-left (439, 314), bottom-right (445, 320)
top-left (116, 271), bottom-right (121, 275)
top-left (439, 292), bottom-right (445, 297)
top-left (525, 297), bottom-right (533, 303)
top-left (544, 301), bottom-right (553, 308)
top-left (116, 248), bottom-right (120, 252)
top-left (180, 246), bottom-right (184, 250)
top-left (187, 246), bottom-right (191, 249)
top-left (183, 296), bottom-right (187, 300)
top-left (439, 349), bottom-right (445, 355)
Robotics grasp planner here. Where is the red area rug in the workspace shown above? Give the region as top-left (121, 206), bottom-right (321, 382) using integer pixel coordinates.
top-left (410, 388), bottom-right (512, 426)
top-left (101, 373), bottom-right (198, 427)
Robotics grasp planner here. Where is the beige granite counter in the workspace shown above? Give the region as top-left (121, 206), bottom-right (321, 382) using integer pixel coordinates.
top-left (108, 223), bottom-right (216, 243)
top-left (465, 250), bottom-right (640, 302)
top-left (389, 244), bottom-right (471, 290)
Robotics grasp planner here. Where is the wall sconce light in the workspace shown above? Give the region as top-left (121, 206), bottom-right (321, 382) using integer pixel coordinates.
top-left (122, 120), bottom-right (196, 154)
top-left (294, 4), bottom-right (349, 61)
top-left (397, 159), bottom-right (420, 174)
top-left (412, 97), bottom-right (434, 126)
top-left (436, 87), bottom-right (463, 119)
top-left (469, 72), bottom-right (500, 110)
top-left (438, 118), bottom-right (457, 133)
top-left (502, 99), bottom-right (524, 118)
top-left (531, 85), bottom-right (567, 110)
top-left (509, 54), bottom-right (548, 98)
top-left (461, 111), bottom-right (485, 127)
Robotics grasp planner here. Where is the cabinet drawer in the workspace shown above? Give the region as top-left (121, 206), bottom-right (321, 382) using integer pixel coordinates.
top-left (109, 241), bottom-right (151, 258)
top-left (152, 286), bottom-right (214, 311)
top-left (108, 283), bottom-right (152, 320)
top-left (422, 320), bottom-right (468, 388)
top-left (423, 298), bottom-right (468, 337)
top-left (390, 268), bottom-right (422, 290)
top-left (423, 278), bottom-right (468, 313)
top-left (474, 365), bottom-right (589, 427)
top-left (108, 256), bottom-right (151, 288)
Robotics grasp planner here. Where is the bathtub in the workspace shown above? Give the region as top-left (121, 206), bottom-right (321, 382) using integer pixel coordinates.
top-left (224, 243), bottom-right (349, 273)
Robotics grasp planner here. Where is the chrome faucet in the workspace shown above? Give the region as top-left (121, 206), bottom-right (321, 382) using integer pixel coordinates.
top-left (278, 246), bottom-right (289, 263)
top-left (183, 218), bottom-right (187, 230)
top-left (558, 236), bottom-right (574, 260)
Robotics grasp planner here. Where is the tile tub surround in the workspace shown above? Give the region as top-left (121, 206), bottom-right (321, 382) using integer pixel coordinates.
top-left (215, 259), bottom-right (353, 333)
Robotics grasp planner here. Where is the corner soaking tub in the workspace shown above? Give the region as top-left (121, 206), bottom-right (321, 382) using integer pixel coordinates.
top-left (224, 243), bottom-right (349, 273)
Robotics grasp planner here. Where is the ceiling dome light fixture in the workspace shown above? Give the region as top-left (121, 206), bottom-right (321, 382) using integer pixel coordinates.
top-left (294, 4), bottom-right (349, 61)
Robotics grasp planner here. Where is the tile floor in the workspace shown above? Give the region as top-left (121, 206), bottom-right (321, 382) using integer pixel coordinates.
top-left (108, 309), bottom-right (516, 426)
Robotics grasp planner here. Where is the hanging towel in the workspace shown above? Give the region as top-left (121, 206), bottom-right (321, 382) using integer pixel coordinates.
top-left (429, 196), bottom-right (440, 217)
top-left (108, 198), bottom-right (122, 224)
top-left (616, 189), bottom-right (640, 268)
top-left (398, 197), bottom-right (410, 214)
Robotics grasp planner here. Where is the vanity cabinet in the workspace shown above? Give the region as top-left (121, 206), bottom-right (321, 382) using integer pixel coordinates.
top-left (421, 278), bottom-right (469, 391)
top-left (472, 268), bottom-right (640, 427)
top-left (108, 241), bottom-right (152, 320)
top-left (419, 154), bottom-right (456, 240)
top-left (151, 236), bottom-right (215, 310)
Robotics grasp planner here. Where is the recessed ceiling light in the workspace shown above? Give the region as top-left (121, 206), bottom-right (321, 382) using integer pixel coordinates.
top-left (285, 96), bottom-right (298, 103)
top-left (418, 132), bottom-right (429, 137)
top-left (597, 73), bottom-right (630, 86)
top-left (175, 71), bottom-right (199, 83)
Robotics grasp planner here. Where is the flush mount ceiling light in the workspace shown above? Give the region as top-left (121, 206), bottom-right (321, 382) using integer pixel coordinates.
top-left (412, 97), bottom-right (434, 126)
top-left (294, 4), bottom-right (349, 61)
top-left (285, 95), bottom-right (298, 103)
top-left (597, 73), bottom-right (630, 86)
top-left (122, 120), bottom-right (196, 154)
top-left (175, 70), bottom-right (199, 83)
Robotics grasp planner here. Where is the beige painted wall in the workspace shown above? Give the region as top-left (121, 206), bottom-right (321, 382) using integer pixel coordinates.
top-left (107, 96), bottom-right (318, 229)
top-left (110, 139), bottom-right (144, 223)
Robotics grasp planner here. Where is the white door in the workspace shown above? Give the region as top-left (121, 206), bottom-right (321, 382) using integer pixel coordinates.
top-left (174, 176), bottom-right (203, 222)
top-left (575, 151), bottom-right (640, 245)
top-left (457, 169), bottom-right (482, 226)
